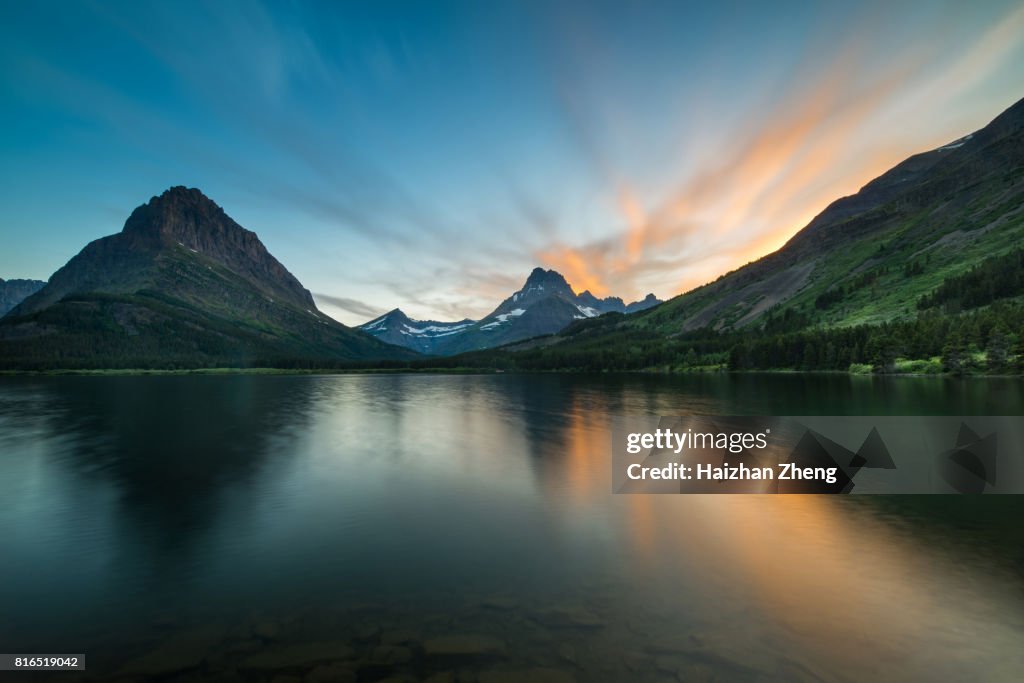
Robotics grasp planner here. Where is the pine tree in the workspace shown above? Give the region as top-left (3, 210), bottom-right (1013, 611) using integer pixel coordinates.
top-left (942, 332), bottom-right (966, 375)
top-left (985, 326), bottom-right (1010, 373)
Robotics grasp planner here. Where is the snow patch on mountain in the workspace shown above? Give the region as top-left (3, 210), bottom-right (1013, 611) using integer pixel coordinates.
top-left (937, 134), bottom-right (973, 151)
top-left (495, 309), bottom-right (525, 322)
top-left (403, 325), bottom-right (475, 337)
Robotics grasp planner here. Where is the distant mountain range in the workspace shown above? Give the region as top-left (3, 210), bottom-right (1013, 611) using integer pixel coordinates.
top-left (358, 268), bottom-right (661, 355)
top-left (0, 187), bottom-right (417, 368)
top-left (0, 278), bottom-right (45, 317)
top-left (497, 94), bottom-right (1024, 368)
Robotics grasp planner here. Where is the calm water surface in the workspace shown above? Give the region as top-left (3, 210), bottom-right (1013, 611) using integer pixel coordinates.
top-left (1, 374), bottom-right (1022, 682)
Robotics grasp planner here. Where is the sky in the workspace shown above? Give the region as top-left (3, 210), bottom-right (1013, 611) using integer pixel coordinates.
top-left (1, 1), bottom-right (1023, 325)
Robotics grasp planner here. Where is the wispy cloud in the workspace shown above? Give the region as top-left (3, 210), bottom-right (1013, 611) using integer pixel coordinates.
top-left (312, 293), bottom-right (385, 321)
top-left (527, 3), bottom-right (1024, 303)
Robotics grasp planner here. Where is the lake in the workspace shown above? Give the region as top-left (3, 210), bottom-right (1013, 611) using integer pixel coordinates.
top-left (1, 373), bottom-right (1022, 682)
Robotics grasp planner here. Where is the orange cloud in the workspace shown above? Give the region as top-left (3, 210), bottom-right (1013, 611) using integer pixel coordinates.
top-left (533, 4), bottom-right (1024, 305)
top-left (535, 243), bottom-right (612, 297)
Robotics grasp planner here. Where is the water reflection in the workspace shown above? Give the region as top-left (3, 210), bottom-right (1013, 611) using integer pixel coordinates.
top-left (0, 373), bottom-right (1021, 681)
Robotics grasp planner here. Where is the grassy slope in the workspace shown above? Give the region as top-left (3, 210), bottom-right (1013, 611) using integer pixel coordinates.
top-left (788, 176), bottom-right (1024, 329)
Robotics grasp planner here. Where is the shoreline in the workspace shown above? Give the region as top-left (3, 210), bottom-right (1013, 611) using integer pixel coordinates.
top-left (0, 367), bottom-right (1019, 378)
top-left (0, 367), bottom-right (497, 377)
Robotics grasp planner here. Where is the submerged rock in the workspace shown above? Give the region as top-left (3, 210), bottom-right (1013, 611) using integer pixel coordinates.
top-left (655, 655), bottom-right (687, 678)
top-left (478, 667), bottom-right (576, 683)
top-left (479, 597), bottom-right (518, 611)
top-left (643, 629), bottom-right (777, 678)
top-left (556, 643), bottom-right (577, 664)
top-left (676, 662), bottom-right (717, 683)
top-left (225, 637), bottom-right (264, 654)
top-left (367, 644), bottom-right (414, 666)
top-left (422, 634), bottom-right (507, 658)
top-left (351, 622), bottom-right (383, 642)
top-left (239, 641), bottom-right (355, 669)
top-left (253, 619), bottom-right (284, 640)
top-left (535, 607), bottom-right (604, 628)
top-left (305, 662), bottom-right (357, 683)
top-left (117, 625), bottom-right (225, 677)
top-left (379, 629), bottom-right (419, 645)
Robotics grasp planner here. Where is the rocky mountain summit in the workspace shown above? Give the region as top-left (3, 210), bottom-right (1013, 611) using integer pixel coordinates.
top-left (0, 187), bottom-right (416, 368)
top-left (12, 187), bottom-right (315, 316)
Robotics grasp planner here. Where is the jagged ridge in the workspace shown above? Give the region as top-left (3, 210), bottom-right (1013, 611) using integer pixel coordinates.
top-left (359, 267), bottom-right (662, 356)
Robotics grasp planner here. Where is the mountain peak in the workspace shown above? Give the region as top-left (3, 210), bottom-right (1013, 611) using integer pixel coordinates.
top-left (522, 267), bottom-right (572, 292)
top-left (12, 186), bottom-right (317, 316)
top-left (380, 308), bottom-right (411, 322)
top-left (159, 185), bottom-right (213, 202)
top-left (149, 185), bottom-right (224, 214)
top-left (125, 186), bottom-right (316, 308)
top-left (122, 185), bottom-right (229, 241)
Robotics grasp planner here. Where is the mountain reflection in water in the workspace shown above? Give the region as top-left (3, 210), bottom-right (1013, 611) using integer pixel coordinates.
top-left (0, 373), bottom-right (1021, 682)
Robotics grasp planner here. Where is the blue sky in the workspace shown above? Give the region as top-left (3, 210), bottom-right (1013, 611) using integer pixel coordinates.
top-left (1, 0), bottom-right (1023, 324)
